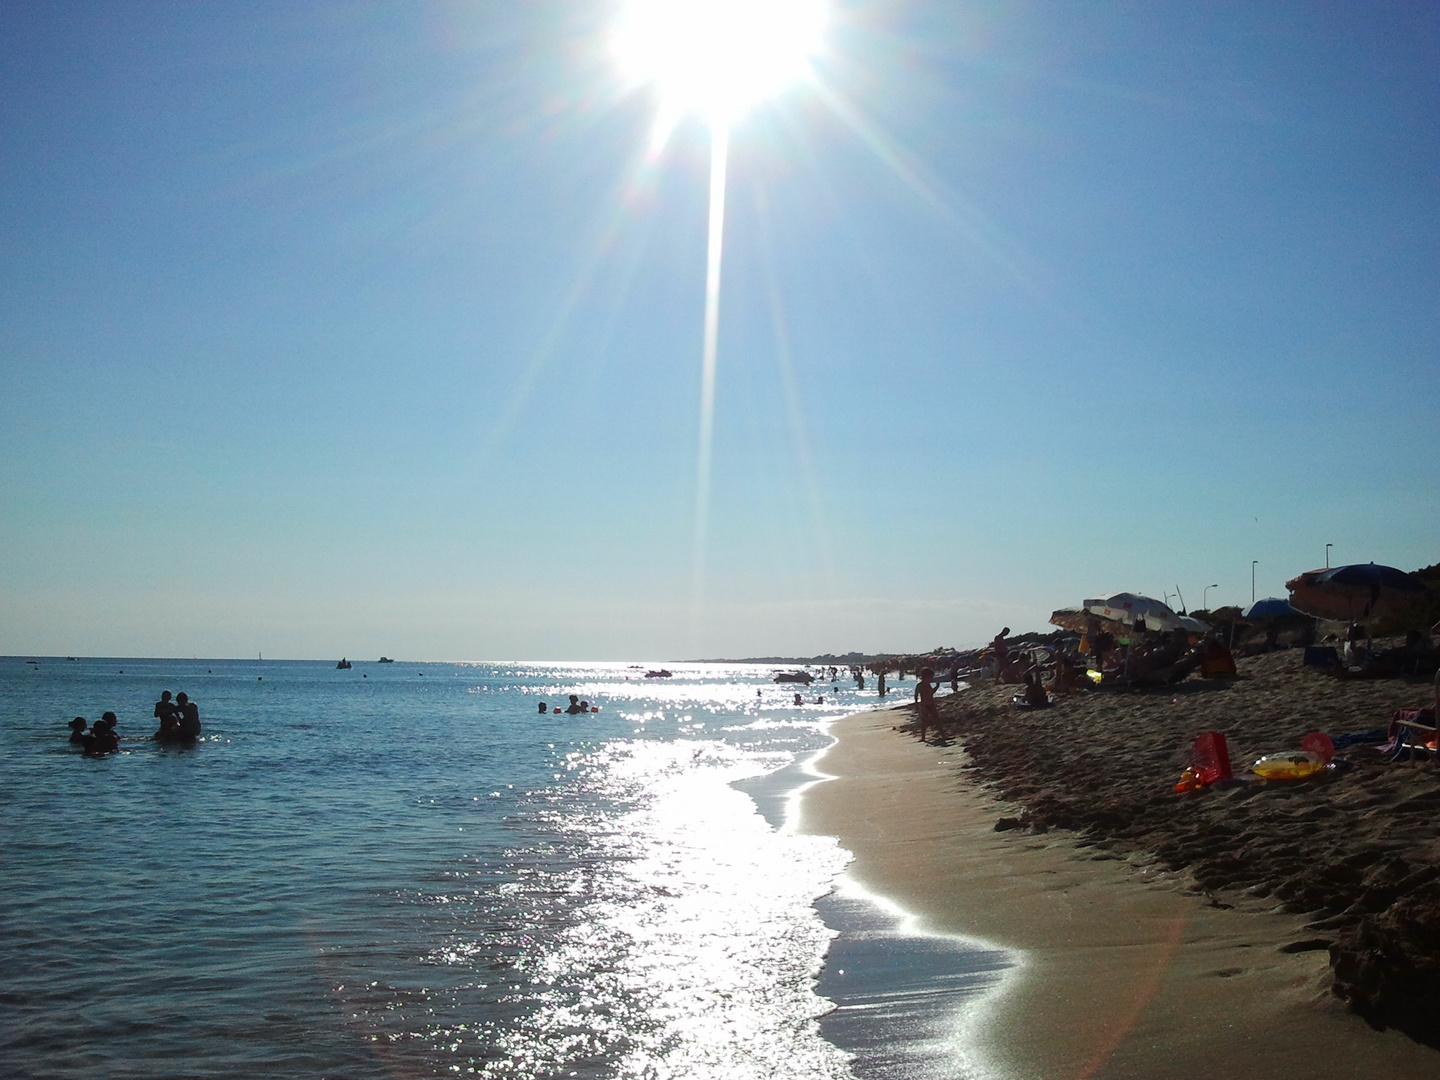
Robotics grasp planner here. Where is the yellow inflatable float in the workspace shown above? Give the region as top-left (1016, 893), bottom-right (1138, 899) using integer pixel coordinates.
top-left (1251, 752), bottom-right (1326, 780)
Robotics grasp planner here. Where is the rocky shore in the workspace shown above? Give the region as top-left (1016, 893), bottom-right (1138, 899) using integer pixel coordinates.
top-left (921, 650), bottom-right (1440, 1048)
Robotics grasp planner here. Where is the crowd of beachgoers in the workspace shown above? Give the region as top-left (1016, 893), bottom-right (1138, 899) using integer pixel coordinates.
top-left (873, 565), bottom-right (1440, 1049)
top-left (67, 690), bottom-right (202, 755)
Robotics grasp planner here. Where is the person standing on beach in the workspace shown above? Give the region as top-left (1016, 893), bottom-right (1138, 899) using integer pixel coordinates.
top-left (991, 629), bottom-right (1010, 680)
top-left (914, 666), bottom-right (940, 742)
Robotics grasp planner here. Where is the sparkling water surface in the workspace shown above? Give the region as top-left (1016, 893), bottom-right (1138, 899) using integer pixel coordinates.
top-left (1, 657), bottom-right (1007, 1079)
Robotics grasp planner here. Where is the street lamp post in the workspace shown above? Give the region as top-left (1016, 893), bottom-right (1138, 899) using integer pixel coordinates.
top-left (1326, 543), bottom-right (1332, 569)
top-left (1252, 561), bottom-right (1258, 604)
top-left (1203, 584), bottom-right (1218, 611)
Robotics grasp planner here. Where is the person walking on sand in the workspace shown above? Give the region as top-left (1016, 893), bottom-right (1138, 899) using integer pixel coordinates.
top-left (914, 666), bottom-right (940, 742)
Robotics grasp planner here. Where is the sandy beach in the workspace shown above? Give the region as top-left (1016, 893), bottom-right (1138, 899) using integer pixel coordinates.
top-left (800, 652), bottom-right (1440, 1079)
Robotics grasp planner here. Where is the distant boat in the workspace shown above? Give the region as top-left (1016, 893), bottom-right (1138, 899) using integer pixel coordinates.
top-left (773, 671), bottom-right (814, 685)
top-left (377, 657), bottom-right (394, 663)
top-left (336, 658), bottom-right (352, 670)
top-left (645, 669), bottom-right (673, 678)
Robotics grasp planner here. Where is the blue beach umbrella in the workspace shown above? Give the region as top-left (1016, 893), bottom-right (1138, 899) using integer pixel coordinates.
top-left (1243, 597), bottom-right (1300, 620)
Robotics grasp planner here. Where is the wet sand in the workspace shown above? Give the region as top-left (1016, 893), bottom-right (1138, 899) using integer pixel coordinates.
top-left (800, 654), bottom-right (1440, 1079)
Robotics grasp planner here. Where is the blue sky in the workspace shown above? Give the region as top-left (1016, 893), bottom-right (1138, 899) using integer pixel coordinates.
top-left (2, 1), bottom-right (1436, 660)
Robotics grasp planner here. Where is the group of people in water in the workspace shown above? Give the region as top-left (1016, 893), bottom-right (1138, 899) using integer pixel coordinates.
top-left (539, 695), bottom-right (599, 715)
top-left (153, 690), bottom-right (202, 742)
top-left (66, 690), bottom-right (202, 754)
top-left (67, 713), bottom-right (120, 755)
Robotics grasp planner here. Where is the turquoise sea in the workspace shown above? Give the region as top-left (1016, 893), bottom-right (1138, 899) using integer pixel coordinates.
top-left (1, 657), bottom-right (1007, 1079)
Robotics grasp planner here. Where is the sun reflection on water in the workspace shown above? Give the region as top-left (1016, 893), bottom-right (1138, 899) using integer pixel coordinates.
top-left (428, 736), bottom-right (853, 1078)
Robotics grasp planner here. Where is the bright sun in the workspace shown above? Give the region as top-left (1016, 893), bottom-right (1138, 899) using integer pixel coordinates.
top-left (615, 0), bottom-right (828, 126)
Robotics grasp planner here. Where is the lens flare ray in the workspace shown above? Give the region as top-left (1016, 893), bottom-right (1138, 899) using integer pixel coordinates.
top-left (691, 125), bottom-right (729, 623)
top-left (612, 1), bottom-right (828, 644)
top-left (811, 80), bottom-right (1046, 299)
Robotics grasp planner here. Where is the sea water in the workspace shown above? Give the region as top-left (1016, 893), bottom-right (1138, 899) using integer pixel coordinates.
top-left (0, 657), bottom-right (1008, 1079)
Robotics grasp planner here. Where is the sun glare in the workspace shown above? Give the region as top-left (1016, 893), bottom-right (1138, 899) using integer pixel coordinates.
top-left (615, 0), bottom-right (828, 127)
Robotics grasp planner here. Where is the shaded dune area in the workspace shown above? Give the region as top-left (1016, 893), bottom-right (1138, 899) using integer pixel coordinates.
top-left (915, 650), bottom-right (1440, 1047)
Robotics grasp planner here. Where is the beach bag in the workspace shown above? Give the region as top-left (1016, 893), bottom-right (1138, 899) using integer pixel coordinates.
top-left (1190, 731), bottom-right (1233, 785)
top-left (1200, 642), bottom-right (1237, 678)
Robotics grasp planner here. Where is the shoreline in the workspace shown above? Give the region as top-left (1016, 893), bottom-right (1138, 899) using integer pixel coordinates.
top-left (799, 700), bottom-right (1440, 1079)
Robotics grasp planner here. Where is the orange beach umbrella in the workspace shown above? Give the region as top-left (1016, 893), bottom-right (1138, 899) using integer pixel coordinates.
top-left (1285, 563), bottom-right (1428, 623)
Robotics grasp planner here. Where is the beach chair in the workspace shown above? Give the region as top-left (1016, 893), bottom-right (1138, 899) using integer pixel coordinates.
top-left (1386, 708), bottom-right (1438, 762)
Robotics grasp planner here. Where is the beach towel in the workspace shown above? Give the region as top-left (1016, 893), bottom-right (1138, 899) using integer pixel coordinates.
top-left (1329, 728), bottom-right (1389, 750)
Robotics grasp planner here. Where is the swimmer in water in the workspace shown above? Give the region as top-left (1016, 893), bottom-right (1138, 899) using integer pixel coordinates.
top-left (68, 717), bottom-right (88, 745)
top-left (84, 715), bottom-right (118, 755)
top-left (153, 691), bottom-right (180, 742)
top-left (538, 701), bottom-right (548, 713)
top-left (564, 695), bottom-right (584, 715)
top-left (176, 693), bottom-right (201, 740)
